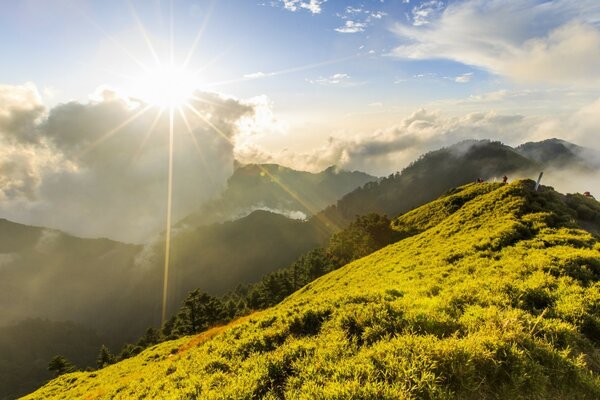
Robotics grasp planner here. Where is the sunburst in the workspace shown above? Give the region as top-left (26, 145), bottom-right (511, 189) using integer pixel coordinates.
top-left (80, 0), bottom-right (346, 326)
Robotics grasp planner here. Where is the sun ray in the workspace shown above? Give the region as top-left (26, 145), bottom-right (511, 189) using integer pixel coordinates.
top-left (188, 94), bottom-right (229, 109)
top-left (74, 62), bottom-right (141, 82)
top-left (170, 0), bottom-right (175, 66)
top-left (75, 6), bottom-right (150, 73)
top-left (128, 0), bottom-right (161, 67)
top-left (185, 103), bottom-right (341, 233)
top-left (181, 0), bottom-right (216, 70)
top-left (178, 107), bottom-right (205, 159)
top-left (178, 107), bottom-right (219, 189)
top-left (161, 107), bottom-right (175, 326)
top-left (131, 108), bottom-right (165, 163)
top-left (203, 54), bottom-right (359, 89)
top-left (191, 45), bottom-right (234, 79)
top-left (77, 104), bottom-right (152, 159)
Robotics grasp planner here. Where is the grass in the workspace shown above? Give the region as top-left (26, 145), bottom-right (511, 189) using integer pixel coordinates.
top-left (23, 180), bottom-right (600, 399)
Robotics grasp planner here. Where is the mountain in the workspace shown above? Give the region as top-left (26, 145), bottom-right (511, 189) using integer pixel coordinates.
top-left (0, 218), bottom-right (144, 342)
top-left (318, 140), bottom-right (541, 226)
top-left (0, 209), bottom-right (329, 336)
top-left (25, 180), bottom-right (600, 398)
top-left (151, 209), bottom-right (330, 315)
top-left (178, 163), bottom-right (375, 227)
top-left (1, 139), bottom-right (591, 339)
top-left (516, 138), bottom-right (600, 169)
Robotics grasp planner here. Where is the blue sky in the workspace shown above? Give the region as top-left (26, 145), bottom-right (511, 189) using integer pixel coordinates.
top-left (3, 1), bottom-right (599, 144)
top-left (0, 1), bottom-right (490, 115)
top-left (1, 0), bottom-right (600, 240)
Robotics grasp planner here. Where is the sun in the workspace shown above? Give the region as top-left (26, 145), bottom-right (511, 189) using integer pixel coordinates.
top-left (133, 65), bottom-right (198, 109)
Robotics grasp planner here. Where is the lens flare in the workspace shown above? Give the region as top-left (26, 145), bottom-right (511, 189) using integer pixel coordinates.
top-left (133, 65), bottom-right (198, 109)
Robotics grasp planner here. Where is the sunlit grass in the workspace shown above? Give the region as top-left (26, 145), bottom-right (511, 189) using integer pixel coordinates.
top-left (24, 181), bottom-right (600, 399)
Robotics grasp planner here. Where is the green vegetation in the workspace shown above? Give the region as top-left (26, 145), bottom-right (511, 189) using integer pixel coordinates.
top-left (113, 212), bottom-right (397, 353)
top-left (47, 356), bottom-right (76, 377)
top-left (25, 180), bottom-right (600, 399)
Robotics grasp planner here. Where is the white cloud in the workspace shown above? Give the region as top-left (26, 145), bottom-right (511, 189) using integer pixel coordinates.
top-left (411, 0), bottom-right (445, 26)
top-left (281, 0), bottom-right (325, 14)
top-left (392, 0), bottom-right (600, 85)
top-left (243, 72), bottom-right (266, 79)
top-left (335, 20), bottom-right (367, 33)
top-left (0, 82), bottom-right (45, 143)
top-left (454, 72), bottom-right (473, 83)
top-left (335, 6), bottom-right (387, 32)
top-left (0, 83), bottom-right (269, 243)
top-left (307, 73), bottom-right (353, 85)
top-left (345, 6), bottom-right (364, 14)
top-left (370, 11), bottom-right (387, 19)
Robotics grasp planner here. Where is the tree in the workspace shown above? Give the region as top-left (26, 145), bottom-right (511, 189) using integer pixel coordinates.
top-left (48, 355), bottom-right (76, 376)
top-left (327, 213), bottom-right (398, 265)
top-left (118, 343), bottom-right (143, 361)
top-left (173, 290), bottom-right (225, 336)
top-left (96, 345), bottom-right (116, 369)
top-left (137, 328), bottom-right (161, 348)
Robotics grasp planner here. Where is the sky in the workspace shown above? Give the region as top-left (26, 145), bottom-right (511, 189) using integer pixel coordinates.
top-left (1, 0), bottom-right (600, 242)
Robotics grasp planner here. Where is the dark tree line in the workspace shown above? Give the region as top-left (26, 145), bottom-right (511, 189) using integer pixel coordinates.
top-left (51, 213), bottom-right (400, 372)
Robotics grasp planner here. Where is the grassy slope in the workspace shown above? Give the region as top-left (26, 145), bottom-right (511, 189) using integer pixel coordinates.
top-left (24, 181), bottom-right (600, 399)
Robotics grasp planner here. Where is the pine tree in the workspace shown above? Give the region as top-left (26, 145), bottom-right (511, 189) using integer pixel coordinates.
top-left (96, 345), bottom-right (116, 369)
top-left (48, 355), bottom-right (76, 376)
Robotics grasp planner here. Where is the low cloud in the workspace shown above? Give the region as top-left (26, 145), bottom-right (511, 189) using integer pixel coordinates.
top-left (237, 100), bottom-right (600, 177)
top-left (0, 84), bottom-right (260, 243)
top-left (0, 82), bottom-right (45, 143)
top-left (392, 0), bottom-right (600, 85)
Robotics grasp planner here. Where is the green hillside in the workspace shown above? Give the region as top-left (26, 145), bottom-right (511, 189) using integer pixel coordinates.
top-left (25, 180), bottom-right (600, 399)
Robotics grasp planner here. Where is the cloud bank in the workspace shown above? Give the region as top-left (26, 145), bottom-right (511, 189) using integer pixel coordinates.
top-left (236, 100), bottom-right (600, 177)
top-left (0, 83), bottom-right (258, 243)
top-left (393, 0), bottom-right (600, 84)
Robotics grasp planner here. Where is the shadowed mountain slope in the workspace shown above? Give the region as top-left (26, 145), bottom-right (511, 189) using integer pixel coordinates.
top-left (26, 180), bottom-right (600, 399)
top-left (179, 164), bottom-right (375, 227)
top-left (0, 219), bottom-right (143, 340)
top-left (0, 319), bottom-right (103, 400)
